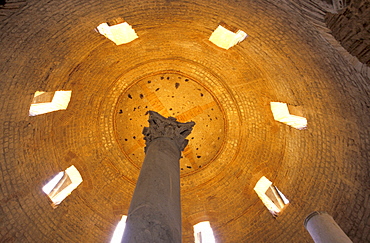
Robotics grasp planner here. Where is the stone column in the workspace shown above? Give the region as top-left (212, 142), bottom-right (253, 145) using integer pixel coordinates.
top-left (304, 211), bottom-right (353, 243)
top-left (122, 111), bottom-right (195, 243)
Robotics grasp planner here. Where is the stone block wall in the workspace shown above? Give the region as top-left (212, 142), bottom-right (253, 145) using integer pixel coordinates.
top-left (326, 0), bottom-right (370, 66)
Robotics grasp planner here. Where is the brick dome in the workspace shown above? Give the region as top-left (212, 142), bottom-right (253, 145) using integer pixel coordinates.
top-left (0, 0), bottom-right (369, 242)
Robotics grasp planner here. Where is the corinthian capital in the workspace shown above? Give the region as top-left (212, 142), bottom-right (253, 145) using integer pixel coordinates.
top-left (142, 111), bottom-right (195, 152)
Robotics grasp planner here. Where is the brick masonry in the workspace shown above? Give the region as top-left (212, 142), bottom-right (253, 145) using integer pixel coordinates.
top-left (0, 0), bottom-right (369, 242)
top-left (326, 0), bottom-right (370, 66)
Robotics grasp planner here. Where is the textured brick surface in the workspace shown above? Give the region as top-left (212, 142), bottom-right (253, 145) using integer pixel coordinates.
top-left (0, 0), bottom-right (369, 242)
top-left (326, 0), bottom-right (370, 66)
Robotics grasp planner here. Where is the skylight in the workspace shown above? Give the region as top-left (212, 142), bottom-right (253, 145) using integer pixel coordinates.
top-left (270, 102), bottom-right (307, 130)
top-left (254, 176), bottom-right (289, 216)
top-left (110, 215), bottom-right (127, 243)
top-left (42, 165), bottom-right (83, 208)
top-left (29, 90), bottom-right (72, 116)
top-left (193, 221), bottom-right (216, 243)
top-left (209, 24), bottom-right (247, 50)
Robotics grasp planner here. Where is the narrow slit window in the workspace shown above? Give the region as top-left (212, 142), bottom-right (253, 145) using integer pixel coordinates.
top-left (193, 221), bottom-right (216, 243)
top-left (42, 165), bottom-right (83, 208)
top-left (254, 176), bottom-right (289, 217)
top-left (270, 102), bottom-right (307, 130)
top-left (209, 23), bottom-right (247, 50)
top-left (29, 90), bottom-right (72, 116)
top-left (110, 215), bottom-right (127, 243)
top-left (96, 17), bottom-right (138, 45)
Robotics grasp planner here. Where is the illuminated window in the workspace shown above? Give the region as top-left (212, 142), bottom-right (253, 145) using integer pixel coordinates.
top-left (96, 17), bottom-right (138, 45)
top-left (270, 102), bottom-right (307, 130)
top-left (254, 176), bottom-right (289, 217)
top-left (193, 221), bottom-right (216, 243)
top-left (209, 23), bottom-right (247, 50)
top-left (42, 165), bottom-right (83, 208)
top-left (29, 90), bottom-right (72, 116)
top-left (110, 215), bottom-right (127, 243)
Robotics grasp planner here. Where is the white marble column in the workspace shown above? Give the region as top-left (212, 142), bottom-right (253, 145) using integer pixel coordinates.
top-left (122, 111), bottom-right (195, 243)
top-left (304, 211), bottom-right (352, 243)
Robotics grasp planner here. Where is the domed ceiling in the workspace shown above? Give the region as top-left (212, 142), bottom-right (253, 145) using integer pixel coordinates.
top-left (0, 0), bottom-right (369, 242)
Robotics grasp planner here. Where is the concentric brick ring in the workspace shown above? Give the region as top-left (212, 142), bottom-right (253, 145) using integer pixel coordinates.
top-left (95, 58), bottom-right (242, 188)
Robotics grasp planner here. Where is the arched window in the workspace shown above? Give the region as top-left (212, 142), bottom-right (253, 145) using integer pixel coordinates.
top-left (193, 221), bottom-right (216, 243)
top-left (110, 215), bottom-right (127, 243)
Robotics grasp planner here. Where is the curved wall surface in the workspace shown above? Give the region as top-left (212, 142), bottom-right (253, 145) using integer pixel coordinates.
top-left (0, 0), bottom-right (369, 242)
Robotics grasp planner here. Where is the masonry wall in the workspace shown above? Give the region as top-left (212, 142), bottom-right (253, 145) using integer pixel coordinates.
top-left (326, 0), bottom-right (370, 66)
top-left (0, 0), bottom-right (369, 242)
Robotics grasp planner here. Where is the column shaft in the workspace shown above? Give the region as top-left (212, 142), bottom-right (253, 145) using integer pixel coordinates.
top-left (304, 211), bottom-right (352, 243)
top-left (122, 111), bottom-right (195, 243)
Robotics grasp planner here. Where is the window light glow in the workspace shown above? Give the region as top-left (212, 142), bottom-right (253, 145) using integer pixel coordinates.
top-left (193, 221), bottom-right (216, 243)
top-left (110, 215), bottom-right (127, 243)
top-left (254, 176), bottom-right (289, 216)
top-left (96, 22), bottom-right (138, 45)
top-left (43, 165), bottom-right (83, 207)
top-left (270, 102), bottom-right (307, 130)
top-left (29, 90), bottom-right (72, 116)
top-left (42, 171), bottom-right (64, 194)
top-left (209, 25), bottom-right (247, 50)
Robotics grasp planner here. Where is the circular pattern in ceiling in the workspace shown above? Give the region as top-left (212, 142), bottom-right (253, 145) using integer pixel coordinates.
top-left (114, 71), bottom-right (226, 174)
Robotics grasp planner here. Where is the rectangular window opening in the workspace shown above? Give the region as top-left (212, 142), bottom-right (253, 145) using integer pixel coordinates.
top-left (96, 18), bottom-right (138, 45)
top-left (193, 221), bottom-right (216, 243)
top-left (270, 102), bottom-right (307, 130)
top-left (42, 165), bottom-right (82, 208)
top-left (29, 90), bottom-right (72, 116)
top-left (209, 24), bottom-right (247, 50)
top-left (254, 176), bottom-right (289, 216)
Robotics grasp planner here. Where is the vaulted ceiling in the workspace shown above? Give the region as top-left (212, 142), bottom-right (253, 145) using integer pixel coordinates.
top-left (0, 0), bottom-right (369, 242)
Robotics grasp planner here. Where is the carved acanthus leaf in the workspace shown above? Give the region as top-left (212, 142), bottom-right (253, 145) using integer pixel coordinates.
top-left (142, 111), bottom-right (195, 152)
